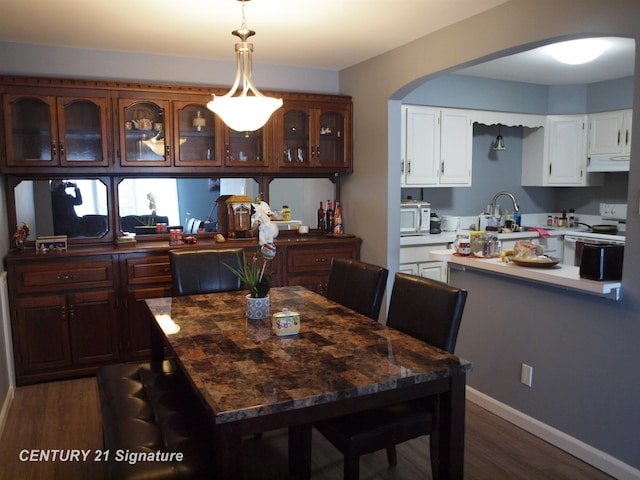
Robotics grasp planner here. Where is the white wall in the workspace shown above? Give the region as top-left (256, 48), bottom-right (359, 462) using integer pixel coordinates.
top-left (339, 0), bottom-right (640, 474)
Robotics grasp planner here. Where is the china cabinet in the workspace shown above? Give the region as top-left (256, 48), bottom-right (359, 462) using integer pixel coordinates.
top-left (173, 101), bottom-right (221, 168)
top-left (5, 235), bottom-right (360, 384)
top-left (277, 101), bottom-right (351, 171)
top-left (222, 121), bottom-right (274, 169)
top-left (1, 75), bottom-right (352, 175)
top-left (8, 255), bottom-right (119, 384)
top-left (117, 96), bottom-right (172, 167)
top-left (2, 90), bottom-right (111, 171)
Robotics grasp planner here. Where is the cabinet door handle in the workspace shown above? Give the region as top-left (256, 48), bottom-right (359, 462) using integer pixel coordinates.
top-left (626, 130), bottom-right (629, 145)
top-left (316, 257), bottom-right (328, 263)
top-left (61, 306), bottom-right (66, 320)
top-left (51, 143), bottom-right (57, 158)
top-left (59, 142), bottom-right (65, 159)
top-left (165, 143), bottom-right (171, 157)
top-left (617, 130), bottom-right (621, 145)
top-left (401, 159), bottom-right (404, 173)
top-left (69, 305), bottom-right (75, 321)
top-left (225, 145), bottom-right (230, 159)
top-left (57, 274), bottom-right (75, 280)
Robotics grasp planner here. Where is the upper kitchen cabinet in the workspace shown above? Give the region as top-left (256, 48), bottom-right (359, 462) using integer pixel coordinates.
top-left (117, 96), bottom-right (172, 167)
top-left (173, 101), bottom-right (221, 168)
top-left (588, 109), bottom-right (633, 156)
top-left (401, 105), bottom-right (472, 187)
top-left (522, 115), bottom-right (603, 187)
top-left (118, 94), bottom-right (223, 170)
top-left (2, 90), bottom-right (111, 172)
top-left (276, 100), bottom-right (352, 172)
top-left (222, 120), bottom-right (274, 169)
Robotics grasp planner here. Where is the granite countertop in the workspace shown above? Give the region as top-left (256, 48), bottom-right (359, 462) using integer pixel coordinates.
top-left (145, 286), bottom-right (471, 423)
top-left (430, 250), bottom-right (622, 300)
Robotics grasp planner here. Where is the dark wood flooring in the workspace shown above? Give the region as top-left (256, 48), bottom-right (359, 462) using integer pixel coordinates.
top-left (0, 376), bottom-right (613, 479)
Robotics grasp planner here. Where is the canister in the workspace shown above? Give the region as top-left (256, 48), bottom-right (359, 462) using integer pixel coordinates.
top-left (272, 308), bottom-right (300, 336)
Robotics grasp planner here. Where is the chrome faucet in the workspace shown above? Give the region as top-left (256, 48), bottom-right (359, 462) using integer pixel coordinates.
top-left (490, 191), bottom-right (520, 216)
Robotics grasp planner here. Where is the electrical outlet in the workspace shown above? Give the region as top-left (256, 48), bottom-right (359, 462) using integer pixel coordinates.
top-left (520, 363), bottom-right (533, 387)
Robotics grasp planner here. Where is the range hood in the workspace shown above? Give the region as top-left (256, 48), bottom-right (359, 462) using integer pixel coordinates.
top-left (586, 154), bottom-right (630, 172)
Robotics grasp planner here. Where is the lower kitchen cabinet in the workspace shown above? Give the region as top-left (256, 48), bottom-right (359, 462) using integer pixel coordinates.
top-left (400, 243), bottom-right (448, 283)
top-left (7, 255), bottom-right (118, 384)
top-left (286, 242), bottom-right (361, 295)
top-left (5, 236), bottom-right (361, 384)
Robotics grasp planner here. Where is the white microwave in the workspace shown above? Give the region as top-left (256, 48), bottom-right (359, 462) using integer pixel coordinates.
top-left (400, 201), bottom-right (431, 235)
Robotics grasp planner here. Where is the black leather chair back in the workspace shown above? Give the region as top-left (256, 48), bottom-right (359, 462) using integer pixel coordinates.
top-left (387, 272), bottom-right (467, 353)
top-left (326, 258), bottom-right (389, 320)
top-left (169, 248), bottom-right (243, 296)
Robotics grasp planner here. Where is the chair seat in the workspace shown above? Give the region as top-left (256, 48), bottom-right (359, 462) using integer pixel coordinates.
top-left (315, 399), bottom-right (434, 456)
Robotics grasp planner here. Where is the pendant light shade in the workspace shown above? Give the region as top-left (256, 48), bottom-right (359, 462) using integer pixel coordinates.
top-left (493, 126), bottom-right (506, 151)
top-left (207, 1), bottom-right (282, 132)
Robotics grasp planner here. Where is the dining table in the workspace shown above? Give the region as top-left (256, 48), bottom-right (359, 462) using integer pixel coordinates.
top-left (145, 285), bottom-right (472, 479)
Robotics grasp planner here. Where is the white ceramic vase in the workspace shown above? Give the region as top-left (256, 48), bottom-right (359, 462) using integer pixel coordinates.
top-left (246, 294), bottom-right (270, 320)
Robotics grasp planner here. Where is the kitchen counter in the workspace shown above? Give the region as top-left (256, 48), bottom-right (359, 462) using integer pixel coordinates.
top-left (401, 226), bottom-right (577, 247)
top-left (430, 249), bottom-right (622, 300)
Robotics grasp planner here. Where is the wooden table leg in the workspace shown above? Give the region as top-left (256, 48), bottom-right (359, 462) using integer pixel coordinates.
top-left (435, 372), bottom-right (466, 479)
top-left (214, 422), bottom-right (243, 478)
top-left (149, 314), bottom-right (165, 369)
top-left (289, 424), bottom-right (312, 480)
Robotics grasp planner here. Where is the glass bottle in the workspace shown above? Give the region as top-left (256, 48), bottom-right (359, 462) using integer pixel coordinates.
top-left (317, 201), bottom-right (325, 230)
top-left (325, 200), bottom-right (335, 233)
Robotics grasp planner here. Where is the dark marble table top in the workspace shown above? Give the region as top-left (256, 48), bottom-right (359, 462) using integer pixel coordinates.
top-left (145, 286), bottom-right (471, 424)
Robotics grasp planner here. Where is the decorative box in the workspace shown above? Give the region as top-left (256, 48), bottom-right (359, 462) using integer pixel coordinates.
top-left (35, 235), bottom-right (68, 254)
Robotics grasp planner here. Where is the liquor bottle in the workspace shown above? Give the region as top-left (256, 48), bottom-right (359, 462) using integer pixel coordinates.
top-left (333, 201), bottom-right (343, 234)
top-left (325, 200), bottom-right (335, 233)
top-left (317, 201), bottom-right (325, 231)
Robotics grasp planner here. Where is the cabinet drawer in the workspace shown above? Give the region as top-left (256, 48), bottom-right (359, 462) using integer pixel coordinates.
top-left (287, 246), bottom-right (356, 273)
top-left (126, 255), bottom-right (171, 285)
top-left (15, 260), bottom-right (114, 294)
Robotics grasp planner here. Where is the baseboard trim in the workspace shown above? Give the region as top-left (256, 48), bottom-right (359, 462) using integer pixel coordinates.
top-left (466, 387), bottom-right (640, 480)
top-left (0, 385), bottom-right (15, 440)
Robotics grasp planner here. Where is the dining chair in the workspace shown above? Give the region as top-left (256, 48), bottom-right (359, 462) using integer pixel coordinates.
top-left (325, 258), bottom-right (389, 320)
top-left (169, 248), bottom-right (243, 296)
top-left (314, 272), bottom-right (468, 480)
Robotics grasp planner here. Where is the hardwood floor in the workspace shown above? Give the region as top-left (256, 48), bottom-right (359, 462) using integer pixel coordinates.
top-left (0, 376), bottom-right (613, 480)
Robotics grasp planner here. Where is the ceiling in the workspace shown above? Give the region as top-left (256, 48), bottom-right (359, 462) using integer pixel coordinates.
top-left (0, 0), bottom-right (634, 84)
top-left (457, 37), bottom-right (635, 85)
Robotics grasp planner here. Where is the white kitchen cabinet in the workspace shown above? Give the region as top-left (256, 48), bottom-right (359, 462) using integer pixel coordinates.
top-left (588, 109), bottom-right (632, 156)
top-left (399, 243), bottom-right (448, 282)
top-left (401, 106), bottom-right (472, 187)
top-left (522, 115), bottom-right (602, 187)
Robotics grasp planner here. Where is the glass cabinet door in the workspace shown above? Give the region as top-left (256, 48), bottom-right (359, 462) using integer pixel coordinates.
top-left (4, 95), bottom-right (57, 166)
top-left (281, 106), bottom-right (311, 167)
top-left (317, 108), bottom-right (349, 168)
top-left (58, 97), bottom-right (109, 167)
top-left (174, 101), bottom-right (220, 167)
top-left (223, 124), bottom-right (272, 168)
top-left (119, 99), bottom-right (171, 167)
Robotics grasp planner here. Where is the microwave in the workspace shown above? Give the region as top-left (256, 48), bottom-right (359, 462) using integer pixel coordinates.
top-left (400, 201), bottom-right (431, 235)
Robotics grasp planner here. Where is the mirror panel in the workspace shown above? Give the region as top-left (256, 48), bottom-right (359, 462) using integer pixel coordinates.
top-left (14, 178), bottom-right (109, 239)
top-left (117, 177), bottom-right (259, 233)
top-left (269, 178), bottom-right (334, 227)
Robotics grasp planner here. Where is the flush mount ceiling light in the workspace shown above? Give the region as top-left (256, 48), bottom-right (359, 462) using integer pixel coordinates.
top-left (547, 38), bottom-right (609, 65)
top-left (207, 0), bottom-right (282, 133)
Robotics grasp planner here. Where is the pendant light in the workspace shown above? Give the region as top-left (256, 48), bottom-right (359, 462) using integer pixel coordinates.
top-left (493, 126), bottom-right (506, 151)
top-left (207, 0), bottom-right (283, 133)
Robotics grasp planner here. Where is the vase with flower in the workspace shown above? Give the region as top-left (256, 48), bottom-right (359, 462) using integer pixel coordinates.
top-left (13, 222), bottom-right (30, 249)
top-left (224, 198), bottom-right (279, 320)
